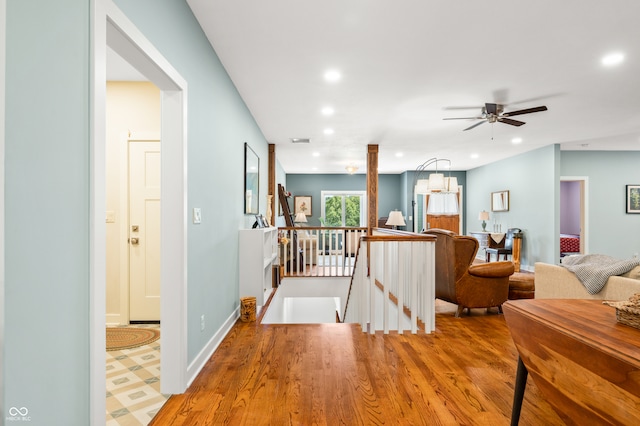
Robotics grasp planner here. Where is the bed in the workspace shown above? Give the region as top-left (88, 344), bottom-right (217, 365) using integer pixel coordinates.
top-left (560, 233), bottom-right (580, 255)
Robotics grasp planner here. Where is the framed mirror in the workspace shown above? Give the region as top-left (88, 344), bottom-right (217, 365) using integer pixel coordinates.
top-left (491, 190), bottom-right (509, 212)
top-left (244, 143), bottom-right (259, 214)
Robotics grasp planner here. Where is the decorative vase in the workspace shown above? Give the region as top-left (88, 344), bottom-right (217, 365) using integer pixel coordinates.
top-left (265, 194), bottom-right (273, 226)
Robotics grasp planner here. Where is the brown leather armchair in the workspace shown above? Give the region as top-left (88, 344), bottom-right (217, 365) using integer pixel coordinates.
top-left (424, 229), bottom-right (514, 317)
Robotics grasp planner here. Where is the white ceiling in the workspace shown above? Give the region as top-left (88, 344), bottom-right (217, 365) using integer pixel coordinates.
top-left (123, 1), bottom-right (640, 174)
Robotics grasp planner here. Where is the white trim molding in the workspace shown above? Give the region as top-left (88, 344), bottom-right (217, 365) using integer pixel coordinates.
top-left (93, 1), bottom-right (189, 423)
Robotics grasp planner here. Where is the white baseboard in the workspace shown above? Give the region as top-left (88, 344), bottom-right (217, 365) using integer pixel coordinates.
top-left (186, 306), bottom-right (240, 388)
top-left (106, 313), bottom-right (121, 326)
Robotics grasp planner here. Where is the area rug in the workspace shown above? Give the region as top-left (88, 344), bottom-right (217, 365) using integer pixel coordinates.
top-left (106, 327), bottom-right (160, 351)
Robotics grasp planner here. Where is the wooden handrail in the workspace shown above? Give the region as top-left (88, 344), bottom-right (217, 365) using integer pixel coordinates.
top-left (363, 235), bottom-right (436, 243)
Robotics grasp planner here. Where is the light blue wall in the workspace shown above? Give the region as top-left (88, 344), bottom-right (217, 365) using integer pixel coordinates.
top-left (5, 0), bottom-right (270, 422)
top-left (561, 151), bottom-right (640, 259)
top-left (112, 0), bottom-right (269, 362)
top-left (285, 174), bottom-right (403, 227)
top-left (5, 0), bottom-right (91, 422)
top-left (466, 145), bottom-right (559, 269)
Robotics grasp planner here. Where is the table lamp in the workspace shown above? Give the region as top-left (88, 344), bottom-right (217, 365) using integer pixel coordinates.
top-left (294, 212), bottom-right (308, 225)
top-left (386, 210), bottom-right (406, 230)
top-left (478, 210), bottom-right (490, 232)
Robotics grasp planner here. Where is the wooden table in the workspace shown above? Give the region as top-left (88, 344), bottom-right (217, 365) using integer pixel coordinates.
top-left (503, 299), bottom-right (640, 425)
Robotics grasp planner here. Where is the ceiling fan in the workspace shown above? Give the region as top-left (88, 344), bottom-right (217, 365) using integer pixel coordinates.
top-left (443, 103), bottom-right (548, 131)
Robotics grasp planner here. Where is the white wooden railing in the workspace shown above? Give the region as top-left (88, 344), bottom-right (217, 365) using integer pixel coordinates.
top-left (343, 231), bottom-right (436, 334)
top-left (278, 227), bottom-right (367, 277)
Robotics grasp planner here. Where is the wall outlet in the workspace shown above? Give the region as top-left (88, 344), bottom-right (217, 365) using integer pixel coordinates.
top-left (200, 314), bottom-right (205, 331)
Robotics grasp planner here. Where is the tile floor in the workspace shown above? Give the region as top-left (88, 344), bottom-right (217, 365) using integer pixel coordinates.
top-left (106, 325), bottom-right (169, 426)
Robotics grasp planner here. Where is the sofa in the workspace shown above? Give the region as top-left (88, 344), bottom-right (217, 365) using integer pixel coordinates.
top-left (424, 229), bottom-right (515, 317)
top-left (535, 262), bottom-right (640, 300)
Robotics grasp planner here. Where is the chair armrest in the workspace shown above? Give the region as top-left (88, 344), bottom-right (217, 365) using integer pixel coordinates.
top-left (468, 261), bottom-right (514, 278)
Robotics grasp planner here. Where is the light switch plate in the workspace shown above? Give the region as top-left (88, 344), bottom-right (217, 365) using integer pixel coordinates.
top-left (193, 208), bottom-right (202, 224)
top-left (106, 211), bottom-right (116, 223)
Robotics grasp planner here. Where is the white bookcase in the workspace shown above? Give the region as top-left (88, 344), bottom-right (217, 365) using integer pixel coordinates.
top-left (239, 227), bottom-right (278, 313)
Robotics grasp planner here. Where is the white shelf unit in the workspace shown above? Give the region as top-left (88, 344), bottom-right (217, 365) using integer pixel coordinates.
top-left (239, 227), bottom-right (278, 313)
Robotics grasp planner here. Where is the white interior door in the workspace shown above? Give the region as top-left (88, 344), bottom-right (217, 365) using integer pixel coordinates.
top-left (129, 140), bottom-right (161, 321)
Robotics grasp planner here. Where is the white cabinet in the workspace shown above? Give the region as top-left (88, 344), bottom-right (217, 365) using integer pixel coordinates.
top-left (239, 227), bottom-right (278, 313)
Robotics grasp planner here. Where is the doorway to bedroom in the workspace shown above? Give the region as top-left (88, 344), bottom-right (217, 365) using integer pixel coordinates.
top-left (560, 177), bottom-right (589, 258)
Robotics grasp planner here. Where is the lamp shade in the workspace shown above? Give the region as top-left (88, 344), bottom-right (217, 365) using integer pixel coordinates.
top-left (444, 176), bottom-right (458, 193)
top-left (385, 210), bottom-right (406, 227)
top-left (478, 210), bottom-right (490, 221)
top-left (415, 179), bottom-right (430, 194)
top-left (427, 173), bottom-right (445, 192)
top-left (294, 212), bottom-right (308, 223)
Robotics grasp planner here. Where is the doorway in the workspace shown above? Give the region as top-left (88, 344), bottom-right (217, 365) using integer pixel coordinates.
top-left (414, 187), bottom-right (464, 234)
top-left (92, 2), bottom-right (188, 424)
top-left (560, 177), bottom-right (589, 256)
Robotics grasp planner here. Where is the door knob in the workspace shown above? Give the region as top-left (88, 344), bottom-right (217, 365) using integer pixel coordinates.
top-left (130, 237), bottom-right (140, 245)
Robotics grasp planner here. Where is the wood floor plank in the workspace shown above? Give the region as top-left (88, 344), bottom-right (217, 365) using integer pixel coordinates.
top-left (150, 302), bottom-right (565, 425)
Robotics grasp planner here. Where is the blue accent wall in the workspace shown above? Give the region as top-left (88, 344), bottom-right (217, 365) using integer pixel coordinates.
top-left (285, 174), bottom-right (403, 227)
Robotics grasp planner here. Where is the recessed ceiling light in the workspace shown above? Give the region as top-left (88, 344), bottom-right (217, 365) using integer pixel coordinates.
top-left (512, 137), bottom-right (523, 144)
top-left (323, 128), bottom-right (334, 135)
top-left (395, 152), bottom-right (404, 157)
top-left (312, 152), bottom-right (320, 157)
top-left (324, 69), bottom-right (341, 82)
top-left (602, 52), bottom-right (625, 67)
top-left (470, 153), bottom-right (479, 159)
top-left (321, 106), bottom-right (334, 116)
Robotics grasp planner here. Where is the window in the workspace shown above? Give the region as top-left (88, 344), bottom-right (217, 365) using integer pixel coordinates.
top-left (320, 191), bottom-right (366, 227)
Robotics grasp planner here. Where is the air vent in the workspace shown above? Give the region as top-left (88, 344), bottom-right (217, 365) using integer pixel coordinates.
top-left (290, 138), bottom-right (310, 144)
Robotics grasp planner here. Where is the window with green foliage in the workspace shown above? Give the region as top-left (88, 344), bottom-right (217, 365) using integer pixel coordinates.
top-left (320, 191), bottom-right (366, 227)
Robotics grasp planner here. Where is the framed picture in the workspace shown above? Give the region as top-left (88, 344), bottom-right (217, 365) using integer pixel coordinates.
top-left (294, 196), bottom-right (312, 216)
top-left (626, 185), bottom-right (640, 213)
top-left (491, 190), bottom-right (510, 212)
top-left (253, 214), bottom-right (267, 228)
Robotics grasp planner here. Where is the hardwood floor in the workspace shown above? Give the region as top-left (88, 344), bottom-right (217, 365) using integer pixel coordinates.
top-left (150, 301), bottom-right (564, 425)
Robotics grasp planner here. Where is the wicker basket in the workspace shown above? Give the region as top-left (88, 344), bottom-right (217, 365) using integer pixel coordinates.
top-left (603, 293), bottom-right (640, 330)
top-left (240, 296), bottom-right (257, 322)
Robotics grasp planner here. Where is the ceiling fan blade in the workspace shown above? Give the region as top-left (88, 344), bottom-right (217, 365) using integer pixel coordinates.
top-left (485, 103), bottom-right (498, 115)
top-left (463, 120), bottom-right (487, 131)
top-left (443, 116), bottom-right (484, 120)
top-left (499, 117), bottom-right (525, 127)
top-left (503, 106), bottom-right (548, 117)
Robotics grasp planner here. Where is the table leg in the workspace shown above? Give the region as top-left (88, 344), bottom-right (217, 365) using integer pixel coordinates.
top-left (511, 356), bottom-right (528, 426)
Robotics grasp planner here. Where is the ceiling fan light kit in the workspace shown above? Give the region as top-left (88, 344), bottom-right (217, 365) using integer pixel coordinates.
top-left (444, 102), bottom-right (548, 132)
